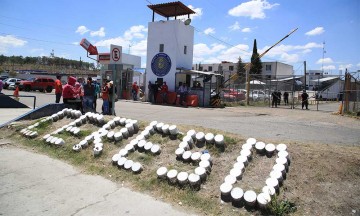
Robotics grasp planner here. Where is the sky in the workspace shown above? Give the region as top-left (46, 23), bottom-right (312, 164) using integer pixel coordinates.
top-left (0, 0), bottom-right (359, 75)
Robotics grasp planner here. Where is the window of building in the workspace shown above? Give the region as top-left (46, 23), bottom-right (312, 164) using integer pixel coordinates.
top-left (159, 44), bottom-right (164, 52)
top-left (208, 66), bottom-right (212, 71)
top-left (184, 46), bottom-right (187, 54)
top-left (266, 65), bottom-right (271, 71)
top-left (229, 66), bottom-right (234, 71)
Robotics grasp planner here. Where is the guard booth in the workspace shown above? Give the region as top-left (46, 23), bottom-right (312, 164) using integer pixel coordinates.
top-left (145, 1), bottom-right (196, 105)
top-left (98, 51), bottom-right (141, 100)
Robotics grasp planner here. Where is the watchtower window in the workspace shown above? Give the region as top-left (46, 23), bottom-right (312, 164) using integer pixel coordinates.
top-left (184, 46), bottom-right (187, 54)
top-left (159, 44), bottom-right (164, 52)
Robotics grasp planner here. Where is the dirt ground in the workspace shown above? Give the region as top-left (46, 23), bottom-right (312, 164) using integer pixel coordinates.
top-left (1, 113), bottom-right (360, 216)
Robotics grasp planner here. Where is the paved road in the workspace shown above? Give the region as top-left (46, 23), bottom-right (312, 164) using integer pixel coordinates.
top-left (0, 146), bottom-right (194, 216)
top-left (2, 89), bottom-right (358, 146)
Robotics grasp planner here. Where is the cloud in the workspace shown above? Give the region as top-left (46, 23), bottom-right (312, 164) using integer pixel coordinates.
top-left (76, 26), bottom-right (90, 35)
top-left (242, 27), bottom-right (251, 33)
top-left (316, 57), bottom-right (333, 64)
top-left (204, 28), bottom-right (215, 35)
top-left (322, 65), bottom-right (336, 70)
top-left (90, 27), bottom-right (106, 37)
top-left (228, 0), bottom-right (279, 19)
top-left (124, 25), bottom-right (147, 40)
top-left (305, 27), bottom-right (325, 36)
top-left (0, 35), bottom-right (27, 54)
top-left (357, 62), bottom-right (360, 67)
top-left (188, 5), bottom-right (203, 19)
top-left (177, 5), bottom-right (203, 20)
top-left (229, 21), bottom-right (240, 31)
top-left (339, 64), bottom-right (353, 71)
top-left (279, 53), bottom-right (299, 64)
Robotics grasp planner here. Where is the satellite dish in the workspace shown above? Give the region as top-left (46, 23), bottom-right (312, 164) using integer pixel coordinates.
top-left (184, 18), bottom-right (191, 25)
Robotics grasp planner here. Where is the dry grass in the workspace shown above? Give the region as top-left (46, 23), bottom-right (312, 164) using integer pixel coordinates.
top-left (1, 117), bottom-right (359, 216)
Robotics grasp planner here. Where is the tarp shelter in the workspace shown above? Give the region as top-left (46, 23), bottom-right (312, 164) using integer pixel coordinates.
top-left (250, 80), bottom-right (265, 85)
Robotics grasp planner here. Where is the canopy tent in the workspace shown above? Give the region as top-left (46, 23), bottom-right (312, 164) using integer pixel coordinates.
top-left (271, 76), bottom-right (302, 82)
top-left (250, 80), bottom-right (265, 85)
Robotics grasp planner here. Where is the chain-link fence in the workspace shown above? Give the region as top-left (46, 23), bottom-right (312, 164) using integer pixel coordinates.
top-left (215, 73), bottom-right (359, 114)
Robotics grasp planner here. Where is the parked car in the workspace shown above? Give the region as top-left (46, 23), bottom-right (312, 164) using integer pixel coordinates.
top-left (19, 77), bottom-right (55, 93)
top-left (3, 78), bottom-right (22, 89)
top-left (248, 90), bottom-right (270, 101)
top-left (222, 88), bottom-right (246, 101)
top-left (0, 75), bottom-right (9, 81)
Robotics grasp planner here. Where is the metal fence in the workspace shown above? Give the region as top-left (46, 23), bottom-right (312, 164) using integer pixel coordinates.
top-left (216, 73), bottom-right (359, 114)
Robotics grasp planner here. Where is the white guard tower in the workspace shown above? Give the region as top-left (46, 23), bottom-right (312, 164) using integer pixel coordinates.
top-left (146, 1), bottom-right (195, 91)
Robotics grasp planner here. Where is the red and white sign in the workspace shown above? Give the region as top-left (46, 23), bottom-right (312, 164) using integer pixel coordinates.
top-left (80, 38), bottom-right (98, 55)
top-left (97, 53), bottom-right (110, 64)
top-left (110, 45), bottom-right (122, 64)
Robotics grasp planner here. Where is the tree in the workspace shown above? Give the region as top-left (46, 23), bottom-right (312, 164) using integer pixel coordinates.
top-left (236, 56), bottom-right (246, 83)
top-left (250, 39), bottom-right (262, 80)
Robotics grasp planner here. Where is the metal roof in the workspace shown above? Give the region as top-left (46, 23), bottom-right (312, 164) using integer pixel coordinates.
top-left (271, 76), bottom-right (301, 82)
top-left (147, 1), bottom-right (195, 18)
top-left (177, 69), bottom-right (222, 76)
top-left (310, 76), bottom-right (339, 83)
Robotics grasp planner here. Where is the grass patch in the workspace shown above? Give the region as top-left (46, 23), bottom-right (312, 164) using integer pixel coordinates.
top-left (266, 195), bottom-right (297, 216)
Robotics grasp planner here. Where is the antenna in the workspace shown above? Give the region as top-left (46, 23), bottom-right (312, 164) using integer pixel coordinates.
top-left (322, 41), bottom-right (326, 76)
top-left (128, 44), bottom-right (132, 54)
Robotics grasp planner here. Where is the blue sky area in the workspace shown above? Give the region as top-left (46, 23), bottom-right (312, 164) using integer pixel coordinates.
top-left (0, 0), bottom-right (359, 75)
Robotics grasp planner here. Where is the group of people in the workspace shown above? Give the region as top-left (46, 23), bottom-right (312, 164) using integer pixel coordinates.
top-left (147, 81), bottom-right (189, 106)
top-left (56, 76), bottom-right (116, 115)
top-left (271, 89), bottom-right (309, 109)
top-left (147, 81), bottom-right (169, 104)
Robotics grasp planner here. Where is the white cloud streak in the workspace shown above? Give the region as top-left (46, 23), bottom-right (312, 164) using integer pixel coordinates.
top-left (90, 27), bottom-right (106, 37)
top-left (305, 27), bottom-right (325, 36)
top-left (204, 28), bottom-right (215, 35)
top-left (228, 21), bottom-right (240, 31)
top-left (0, 35), bottom-right (27, 54)
top-left (75, 26), bottom-right (89, 35)
top-left (228, 0), bottom-right (279, 19)
top-left (316, 57), bottom-right (333, 64)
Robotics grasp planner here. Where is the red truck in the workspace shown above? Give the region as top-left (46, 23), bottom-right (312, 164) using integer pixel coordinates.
top-left (19, 77), bottom-right (55, 93)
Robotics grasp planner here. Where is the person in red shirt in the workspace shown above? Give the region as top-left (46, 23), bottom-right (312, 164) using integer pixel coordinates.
top-left (13, 83), bottom-right (20, 101)
top-left (55, 75), bottom-right (63, 103)
top-left (62, 76), bottom-right (80, 110)
top-left (160, 82), bottom-right (168, 104)
top-left (132, 81), bottom-right (139, 101)
top-left (101, 80), bottom-right (110, 114)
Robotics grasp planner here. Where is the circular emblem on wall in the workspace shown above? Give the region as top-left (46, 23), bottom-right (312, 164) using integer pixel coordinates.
top-left (151, 53), bottom-right (172, 77)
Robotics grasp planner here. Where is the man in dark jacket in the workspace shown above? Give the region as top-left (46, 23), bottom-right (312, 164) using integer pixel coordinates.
top-left (301, 90), bottom-right (309, 110)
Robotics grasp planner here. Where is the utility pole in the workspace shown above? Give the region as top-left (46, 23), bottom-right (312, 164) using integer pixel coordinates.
top-left (304, 61), bottom-right (306, 90)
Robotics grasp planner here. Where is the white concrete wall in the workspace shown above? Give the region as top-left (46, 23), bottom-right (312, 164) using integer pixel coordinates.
top-left (146, 19), bottom-right (194, 91)
top-left (122, 53), bottom-right (141, 68)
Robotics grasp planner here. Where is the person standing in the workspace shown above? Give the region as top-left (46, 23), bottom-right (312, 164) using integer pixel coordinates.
top-left (132, 81), bottom-right (139, 101)
top-left (93, 80), bottom-right (100, 112)
top-left (301, 90), bottom-right (309, 110)
top-left (101, 80), bottom-right (110, 115)
top-left (160, 81), bottom-right (168, 104)
top-left (55, 75), bottom-right (63, 103)
top-left (82, 77), bottom-right (95, 113)
top-left (283, 91), bottom-right (289, 105)
top-left (152, 81), bottom-right (160, 103)
top-left (0, 79), bottom-right (4, 94)
top-left (148, 81), bottom-right (154, 103)
top-left (108, 80), bottom-right (117, 115)
top-left (271, 91), bottom-right (278, 108)
top-left (277, 90), bottom-right (282, 106)
top-left (13, 83), bottom-right (19, 101)
top-left (62, 76), bottom-right (79, 110)
top-left (178, 82), bottom-right (189, 106)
